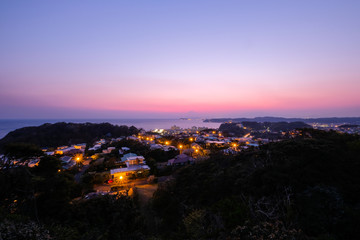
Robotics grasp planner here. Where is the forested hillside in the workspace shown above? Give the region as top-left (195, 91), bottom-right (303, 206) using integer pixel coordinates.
top-left (0, 122), bottom-right (138, 150)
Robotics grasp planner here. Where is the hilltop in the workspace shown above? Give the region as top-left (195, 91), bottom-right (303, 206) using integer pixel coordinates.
top-left (219, 121), bottom-right (311, 137)
top-left (0, 122), bottom-right (139, 150)
top-left (205, 116), bottom-right (360, 124)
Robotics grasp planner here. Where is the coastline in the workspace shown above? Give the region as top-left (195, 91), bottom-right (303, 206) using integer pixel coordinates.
top-left (0, 118), bottom-right (221, 139)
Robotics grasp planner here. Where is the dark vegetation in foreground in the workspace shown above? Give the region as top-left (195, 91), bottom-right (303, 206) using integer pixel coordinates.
top-left (0, 122), bottom-right (139, 151)
top-left (1, 129), bottom-right (360, 239)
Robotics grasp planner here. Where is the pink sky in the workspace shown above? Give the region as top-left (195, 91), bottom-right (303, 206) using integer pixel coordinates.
top-left (1, 1), bottom-right (360, 118)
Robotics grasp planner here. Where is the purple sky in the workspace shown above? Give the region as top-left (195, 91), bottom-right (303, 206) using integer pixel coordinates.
top-left (1, 0), bottom-right (360, 119)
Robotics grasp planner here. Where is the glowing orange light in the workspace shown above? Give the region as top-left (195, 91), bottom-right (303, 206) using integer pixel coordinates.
top-left (189, 137), bottom-right (193, 141)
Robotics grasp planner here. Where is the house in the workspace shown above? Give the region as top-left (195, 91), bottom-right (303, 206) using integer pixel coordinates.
top-left (103, 147), bottom-right (116, 154)
top-left (167, 154), bottom-right (194, 166)
top-left (60, 156), bottom-right (76, 169)
top-left (110, 165), bottom-right (151, 181)
top-left (110, 153), bottom-right (150, 182)
top-left (28, 158), bottom-right (40, 168)
top-left (191, 143), bottom-right (203, 153)
top-left (121, 153), bottom-right (145, 167)
top-left (54, 146), bottom-right (76, 155)
top-left (60, 156), bottom-right (72, 164)
top-left (163, 145), bottom-right (177, 152)
top-left (73, 143), bottom-right (86, 149)
top-left (67, 148), bottom-right (84, 155)
top-left (54, 149), bottom-right (64, 155)
top-left (57, 146), bottom-right (69, 150)
top-left (88, 144), bottom-right (101, 151)
top-left (96, 139), bottom-right (106, 145)
top-left (247, 142), bottom-right (259, 147)
top-left (150, 144), bottom-right (162, 150)
top-left (205, 140), bottom-right (226, 147)
top-left (45, 151), bottom-right (54, 156)
top-left (127, 136), bottom-right (139, 141)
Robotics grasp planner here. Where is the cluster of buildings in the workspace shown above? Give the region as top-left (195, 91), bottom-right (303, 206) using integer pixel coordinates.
top-left (151, 126), bottom-right (266, 154)
top-left (5, 121), bottom-right (359, 179)
top-left (110, 153), bottom-right (150, 183)
top-left (42, 143), bottom-right (87, 169)
top-left (311, 123), bottom-right (360, 134)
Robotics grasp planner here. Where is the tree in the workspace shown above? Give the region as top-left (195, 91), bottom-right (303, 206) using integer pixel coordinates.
top-left (3, 142), bottom-right (43, 160)
top-left (34, 156), bottom-right (62, 177)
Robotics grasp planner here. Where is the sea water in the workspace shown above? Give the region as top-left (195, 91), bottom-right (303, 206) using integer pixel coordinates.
top-left (0, 119), bottom-right (221, 139)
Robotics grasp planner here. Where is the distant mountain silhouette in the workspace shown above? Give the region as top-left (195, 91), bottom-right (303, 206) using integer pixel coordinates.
top-left (205, 116), bottom-right (360, 124)
top-left (219, 121), bottom-right (311, 136)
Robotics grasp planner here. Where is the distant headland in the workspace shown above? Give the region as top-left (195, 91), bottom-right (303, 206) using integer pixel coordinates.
top-left (204, 116), bottom-right (360, 124)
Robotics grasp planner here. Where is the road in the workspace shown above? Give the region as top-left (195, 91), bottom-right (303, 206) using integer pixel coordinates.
top-left (94, 178), bottom-right (154, 193)
top-left (74, 160), bottom-right (91, 183)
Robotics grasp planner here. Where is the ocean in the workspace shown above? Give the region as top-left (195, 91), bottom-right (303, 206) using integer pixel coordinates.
top-left (0, 119), bottom-right (221, 139)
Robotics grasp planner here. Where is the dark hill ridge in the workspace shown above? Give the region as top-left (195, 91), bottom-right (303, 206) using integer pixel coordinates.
top-left (205, 116), bottom-right (360, 124)
top-left (219, 121), bottom-right (311, 136)
top-left (243, 121), bottom-right (311, 131)
top-left (0, 122), bottom-right (138, 150)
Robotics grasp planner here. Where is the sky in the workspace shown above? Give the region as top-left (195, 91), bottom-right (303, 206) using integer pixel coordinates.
top-left (1, 0), bottom-right (360, 119)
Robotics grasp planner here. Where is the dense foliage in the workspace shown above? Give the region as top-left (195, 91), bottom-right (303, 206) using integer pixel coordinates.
top-left (0, 122), bottom-right (139, 150)
top-left (242, 121), bottom-right (311, 131)
top-left (219, 123), bottom-right (248, 136)
top-left (151, 129), bottom-right (360, 239)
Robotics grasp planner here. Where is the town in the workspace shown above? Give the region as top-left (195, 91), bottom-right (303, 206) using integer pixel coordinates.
top-left (2, 120), bottom-right (359, 202)
top-left (1, 121), bottom-right (359, 239)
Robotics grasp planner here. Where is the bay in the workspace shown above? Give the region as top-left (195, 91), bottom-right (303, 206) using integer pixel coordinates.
top-left (0, 119), bottom-right (221, 139)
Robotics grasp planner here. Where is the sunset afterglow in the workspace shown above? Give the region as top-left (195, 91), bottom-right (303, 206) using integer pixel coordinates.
top-left (1, 1), bottom-right (360, 118)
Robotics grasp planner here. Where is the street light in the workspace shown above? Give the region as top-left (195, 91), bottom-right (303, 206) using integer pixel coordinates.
top-left (178, 144), bottom-right (183, 154)
top-left (119, 175), bottom-right (124, 185)
top-left (75, 157), bottom-right (81, 169)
